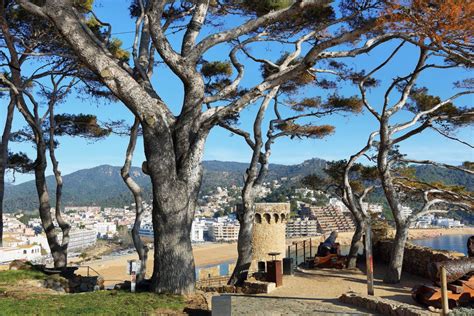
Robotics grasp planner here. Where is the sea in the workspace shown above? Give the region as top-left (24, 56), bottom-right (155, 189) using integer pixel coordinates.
top-left (411, 234), bottom-right (472, 256)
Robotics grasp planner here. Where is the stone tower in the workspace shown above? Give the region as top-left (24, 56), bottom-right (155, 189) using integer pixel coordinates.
top-left (252, 202), bottom-right (290, 263)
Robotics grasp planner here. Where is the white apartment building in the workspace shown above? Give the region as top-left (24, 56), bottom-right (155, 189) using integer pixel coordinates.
top-left (286, 218), bottom-right (319, 238)
top-left (191, 220), bottom-right (205, 242)
top-left (95, 222), bottom-right (117, 238)
top-left (361, 202), bottom-right (383, 215)
top-left (0, 244), bottom-right (42, 263)
top-left (400, 206), bottom-right (413, 219)
top-left (434, 217), bottom-right (463, 228)
top-left (139, 218), bottom-right (207, 243)
top-left (329, 198), bottom-right (349, 212)
top-left (62, 229), bottom-right (97, 251)
top-left (209, 221), bottom-right (240, 242)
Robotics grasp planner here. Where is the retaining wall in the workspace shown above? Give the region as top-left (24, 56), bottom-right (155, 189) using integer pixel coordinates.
top-left (373, 240), bottom-right (464, 279)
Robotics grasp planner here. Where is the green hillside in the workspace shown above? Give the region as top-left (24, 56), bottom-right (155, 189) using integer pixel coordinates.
top-left (4, 158), bottom-right (472, 214)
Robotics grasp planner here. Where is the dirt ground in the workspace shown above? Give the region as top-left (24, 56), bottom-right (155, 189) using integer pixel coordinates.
top-left (266, 263), bottom-right (428, 305)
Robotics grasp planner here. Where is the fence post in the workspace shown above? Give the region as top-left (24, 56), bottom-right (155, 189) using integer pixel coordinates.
top-left (309, 238), bottom-right (312, 258)
top-left (287, 245), bottom-right (290, 258)
top-left (441, 266), bottom-right (449, 315)
top-left (303, 240), bottom-right (306, 263)
top-left (295, 242), bottom-right (298, 266)
top-left (365, 224), bottom-right (374, 296)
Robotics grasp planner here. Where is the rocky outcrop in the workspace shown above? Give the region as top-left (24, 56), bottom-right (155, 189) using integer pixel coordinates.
top-left (43, 274), bottom-right (105, 293)
top-left (199, 280), bottom-right (276, 294)
top-left (8, 260), bottom-right (37, 271)
top-left (68, 275), bottom-right (105, 293)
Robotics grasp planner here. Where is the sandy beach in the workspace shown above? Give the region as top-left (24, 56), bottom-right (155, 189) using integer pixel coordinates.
top-left (85, 242), bottom-right (238, 284)
top-left (83, 227), bottom-right (473, 285)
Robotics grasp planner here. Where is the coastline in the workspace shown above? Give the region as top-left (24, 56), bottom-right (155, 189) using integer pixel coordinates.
top-left (288, 227), bottom-right (474, 247)
top-left (84, 227), bottom-right (473, 284)
top-left (406, 227), bottom-right (474, 240)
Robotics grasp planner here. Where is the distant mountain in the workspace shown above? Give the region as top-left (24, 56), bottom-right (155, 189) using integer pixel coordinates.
top-left (3, 158), bottom-right (472, 212)
top-left (4, 165), bottom-right (152, 212)
top-left (201, 158), bottom-right (327, 192)
top-left (414, 165), bottom-right (474, 190)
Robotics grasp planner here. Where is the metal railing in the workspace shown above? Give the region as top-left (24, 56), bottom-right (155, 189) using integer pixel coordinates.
top-left (287, 237), bottom-right (319, 266)
top-left (72, 265), bottom-right (102, 278)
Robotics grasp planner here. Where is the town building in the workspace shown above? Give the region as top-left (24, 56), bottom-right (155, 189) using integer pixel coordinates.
top-left (286, 217), bottom-right (319, 238)
top-left (400, 206), bottom-right (413, 219)
top-left (139, 218), bottom-right (210, 243)
top-left (95, 222), bottom-right (117, 238)
top-left (434, 217), bottom-right (464, 228)
top-left (361, 202), bottom-right (383, 216)
top-left (209, 221), bottom-right (240, 242)
top-left (63, 229), bottom-right (97, 251)
top-left (191, 219), bottom-right (205, 242)
top-left (328, 198), bottom-right (349, 213)
top-left (310, 206), bottom-right (355, 233)
top-left (0, 244), bottom-right (42, 264)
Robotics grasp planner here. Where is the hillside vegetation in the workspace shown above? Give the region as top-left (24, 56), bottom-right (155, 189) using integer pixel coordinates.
top-left (4, 158), bottom-right (472, 213)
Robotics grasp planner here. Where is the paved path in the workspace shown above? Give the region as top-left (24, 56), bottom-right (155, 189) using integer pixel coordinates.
top-left (214, 295), bottom-right (373, 315)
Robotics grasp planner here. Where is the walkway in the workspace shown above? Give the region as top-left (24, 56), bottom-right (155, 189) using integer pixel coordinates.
top-left (265, 264), bottom-right (429, 306)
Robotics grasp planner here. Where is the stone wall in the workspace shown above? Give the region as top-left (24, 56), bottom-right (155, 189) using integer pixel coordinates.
top-left (339, 292), bottom-right (433, 316)
top-left (198, 266), bottom-right (221, 280)
top-left (373, 240), bottom-right (464, 279)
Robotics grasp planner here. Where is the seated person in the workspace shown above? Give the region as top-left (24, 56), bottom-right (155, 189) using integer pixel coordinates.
top-left (316, 231), bottom-right (340, 257)
top-left (468, 236), bottom-right (474, 258)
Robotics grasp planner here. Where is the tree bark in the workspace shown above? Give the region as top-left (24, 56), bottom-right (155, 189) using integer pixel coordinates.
top-left (35, 140), bottom-right (67, 268)
top-left (229, 198), bottom-right (254, 286)
top-left (143, 123), bottom-right (206, 294)
top-left (378, 120), bottom-right (407, 283)
top-left (0, 97), bottom-right (15, 247)
top-left (48, 98), bottom-right (70, 267)
top-left (121, 118), bottom-right (148, 283)
top-left (347, 220), bottom-right (365, 269)
top-left (228, 89), bottom-right (278, 286)
top-left (383, 223), bottom-right (409, 283)
top-left (1, 5), bottom-right (66, 267)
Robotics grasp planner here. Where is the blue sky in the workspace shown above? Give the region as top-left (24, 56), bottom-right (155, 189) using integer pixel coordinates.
top-left (3, 0), bottom-right (473, 184)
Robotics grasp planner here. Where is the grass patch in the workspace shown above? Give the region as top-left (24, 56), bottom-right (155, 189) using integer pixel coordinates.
top-left (0, 270), bottom-right (46, 285)
top-left (0, 270), bottom-right (185, 315)
top-left (0, 290), bottom-right (184, 315)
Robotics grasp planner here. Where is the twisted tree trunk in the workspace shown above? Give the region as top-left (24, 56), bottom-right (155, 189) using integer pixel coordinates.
top-left (379, 120), bottom-right (407, 283)
top-left (35, 140), bottom-right (67, 268)
top-left (384, 223), bottom-right (409, 283)
top-left (121, 118), bottom-right (148, 282)
top-left (0, 98), bottom-right (15, 247)
top-left (228, 192), bottom-right (254, 286)
top-left (48, 99), bottom-right (70, 267)
top-left (228, 89), bottom-right (277, 286)
top-left (347, 220), bottom-right (365, 269)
